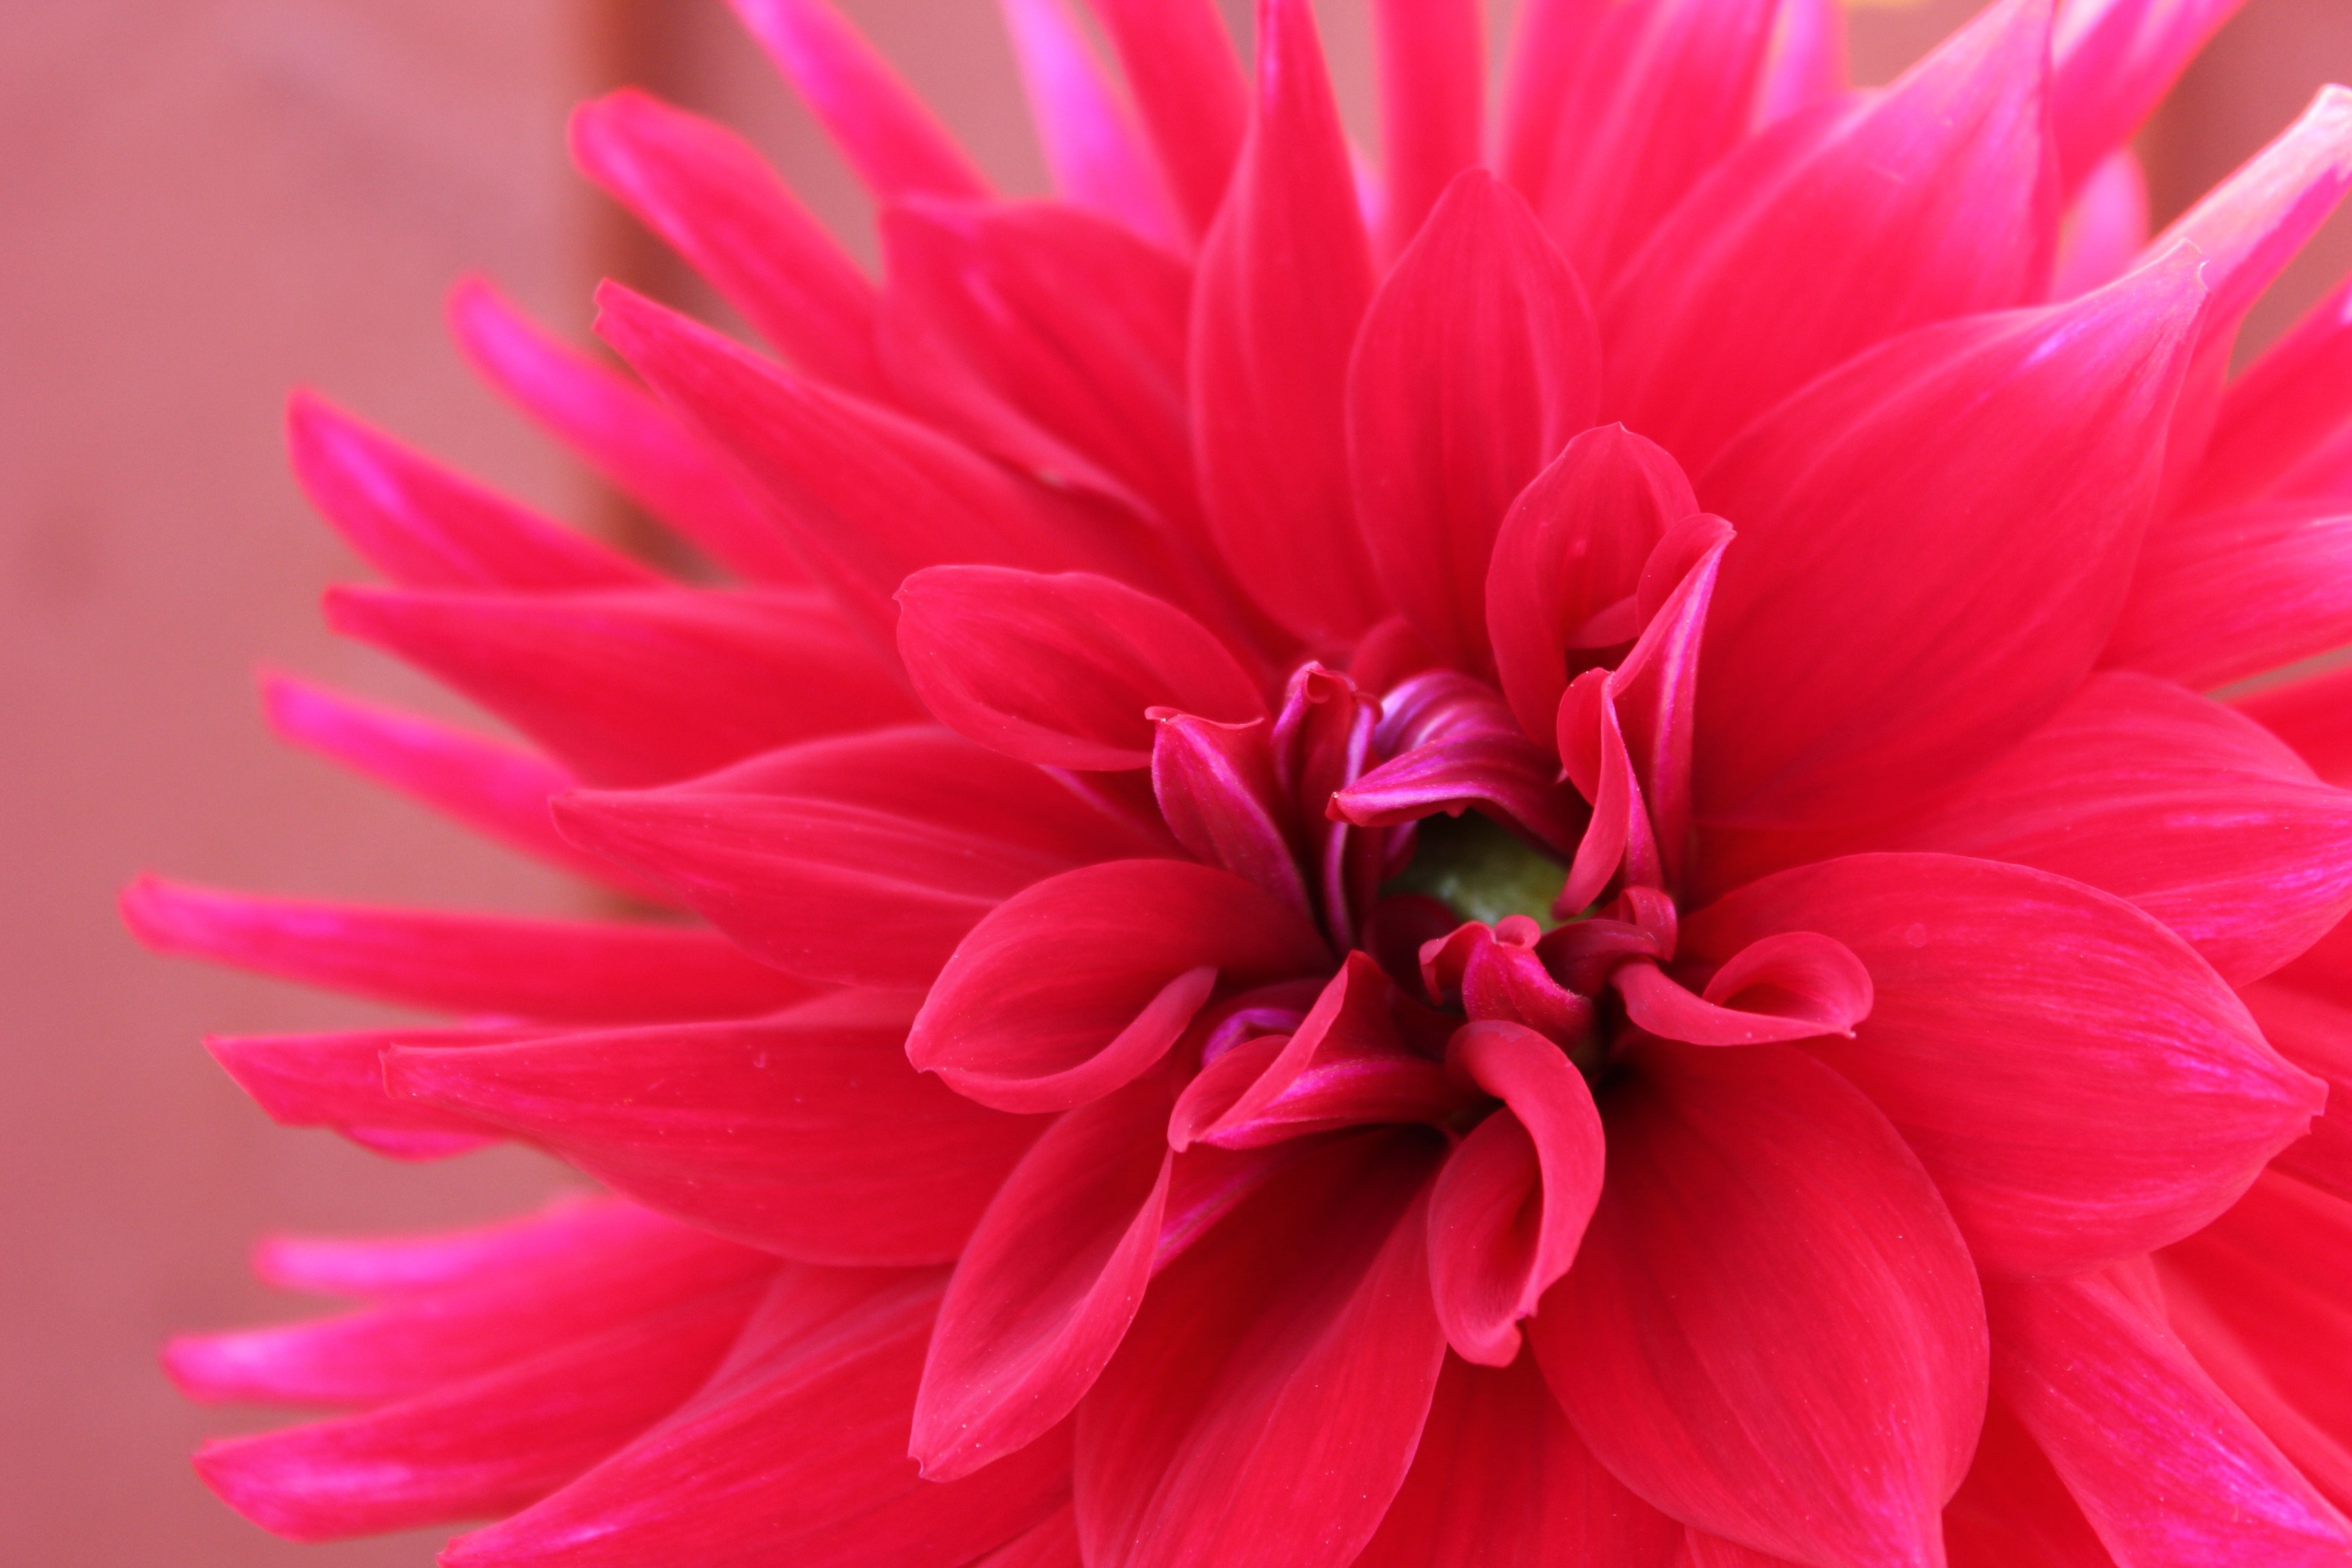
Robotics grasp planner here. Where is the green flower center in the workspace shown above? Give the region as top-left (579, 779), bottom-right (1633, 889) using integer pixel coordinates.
top-left (1386, 813), bottom-right (1567, 930)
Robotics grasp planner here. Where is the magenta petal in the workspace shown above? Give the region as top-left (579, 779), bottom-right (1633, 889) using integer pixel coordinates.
top-left (913, 1067), bottom-right (1177, 1481)
top-left (1370, 0), bottom-right (1483, 259)
top-left (1499, 0), bottom-right (1784, 293)
top-left (206, 1024), bottom-right (521, 1156)
top-left (999, 0), bottom-right (1180, 247)
top-left (441, 1269), bottom-right (1069, 1568)
top-left (326, 584), bottom-right (915, 788)
top-left (1348, 169), bottom-right (1601, 672)
top-left (1694, 247), bottom-right (2204, 829)
top-left (897, 566), bottom-right (1265, 770)
top-left (2051, 148), bottom-right (2151, 299)
top-left (259, 673), bottom-right (669, 904)
top-left (1862, 672), bottom-right (2352, 985)
top-left (726, 0), bottom-right (990, 201)
top-left (1684, 852), bottom-right (2323, 1275)
top-left (567, 90), bottom-right (884, 397)
top-left (1612, 928), bottom-right (1871, 1047)
top-left (1189, 0), bottom-right (1384, 647)
top-left (2051, 0), bottom-right (2251, 193)
top-left (1075, 1130), bottom-right (1447, 1568)
top-left (1426, 1020), bottom-right (1603, 1365)
top-left (1081, 0), bottom-right (1247, 242)
top-left (2109, 497), bottom-right (2352, 691)
top-left (387, 992), bottom-right (1044, 1266)
top-left (909, 859), bottom-right (1330, 1113)
top-left (1486, 425), bottom-right (1697, 753)
top-left (188, 1283), bottom-right (760, 1542)
top-left (2191, 275), bottom-right (2352, 512)
top-left (121, 877), bottom-right (813, 1024)
top-left (1150, 712), bottom-right (1311, 915)
top-left (245, 1198), bottom-right (681, 1299)
top-left (2240, 983), bottom-right (2352, 1203)
top-left (1989, 1263), bottom-right (2352, 1566)
top-left (1605, 0), bottom-right (2059, 473)
top-left (1534, 1040), bottom-right (1986, 1568)
top-left (1356, 1354), bottom-right (1682, 1568)
top-left (1941, 1392), bottom-right (2114, 1568)
top-left (287, 393), bottom-right (655, 592)
top-left (555, 731), bottom-right (1157, 991)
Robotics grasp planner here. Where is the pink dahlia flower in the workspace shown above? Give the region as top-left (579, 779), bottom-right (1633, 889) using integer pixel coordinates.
top-left (125, 0), bottom-right (2352, 1562)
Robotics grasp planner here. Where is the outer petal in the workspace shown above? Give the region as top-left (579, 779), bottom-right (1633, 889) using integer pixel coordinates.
top-left (1989, 1264), bottom-right (2352, 1567)
top-left (1534, 1040), bottom-right (1987, 1568)
top-left (325, 585), bottom-right (916, 788)
top-left (287, 393), bottom-right (654, 592)
top-left (1605, 0), bottom-right (2060, 472)
top-left (448, 277), bottom-right (806, 585)
top-left (2236, 661), bottom-right (2352, 787)
top-left (568, 90), bottom-right (884, 397)
top-left (2191, 274), bottom-right (2352, 512)
top-left (1426, 1021), bottom-right (1604, 1365)
top-left (1693, 247), bottom-right (2204, 828)
top-left (1485, 425), bottom-right (1697, 752)
top-left (387, 992), bottom-right (1045, 1267)
top-left (726, 0), bottom-right (990, 200)
top-left (2051, 0), bottom-right (2251, 191)
top-left (189, 1284), bottom-right (760, 1542)
top-left (2051, 149), bottom-right (2151, 299)
top-left (1942, 1394), bottom-right (2117, 1568)
top-left (595, 284), bottom-right (1152, 643)
top-left (1682, 853), bottom-right (2323, 1275)
top-left (1371, 0), bottom-right (1483, 259)
top-left (999, 0), bottom-right (1179, 246)
top-left (1859, 672), bottom-right (2352, 984)
top-left (121, 877), bottom-right (813, 1024)
top-left (2108, 499), bottom-right (2352, 690)
top-left (909, 859), bottom-right (1330, 1113)
top-left (1189, 0), bottom-right (1384, 647)
top-left (1499, 0), bottom-right (1783, 292)
top-left (1075, 1130), bottom-right (1448, 1568)
top-left (1081, 0), bottom-right (1247, 242)
top-left (2240, 983), bottom-right (2352, 1202)
top-left (441, 1269), bottom-right (1070, 1568)
top-left (1348, 169), bottom-right (1601, 672)
top-left (896, 567), bottom-right (1264, 770)
top-left (244, 1198), bottom-right (677, 1299)
top-left (913, 1068), bottom-right (1177, 1482)
top-left (1354, 1354), bottom-right (1682, 1568)
top-left (205, 1023), bottom-right (522, 1158)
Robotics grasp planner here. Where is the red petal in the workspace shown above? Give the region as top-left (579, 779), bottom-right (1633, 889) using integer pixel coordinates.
top-left (1426, 1020), bottom-right (1603, 1365)
top-left (2110, 498), bottom-right (2352, 690)
top-left (1941, 1392), bottom-right (2115, 1568)
top-left (1861, 672), bottom-right (2352, 984)
top-left (975, 1503), bottom-right (1083, 1568)
top-left (1370, 0), bottom-right (1482, 259)
top-left (206, 1024), bottom-right (520, 1156)
top-left (189, 1281), bottom-right (760, 1542)
top-left (555, 734), bottom-right (1156, 990)
top-left (447, 277), bottom-right (808, 583)
top-left (1683, 852), bottom-right (2323, 1275)
top-left (1612, 929), bottom-right (1871, 1047)
top-left (2191, 275), bottom-right (2352, 512)
top-left (877, 200), bottom-right (1198, 532)
top-left (1075, 1130), bottom-right (1448, 1568)
top-left (121, 876), bottom-right (813, 1024)
top-left (1989, 1262), bottom-right (2352, 1566)
top-left (442, 1269), bottom-right (1070, 1568)
top-left (567, 91), bottom-right (884, 397)
top-left (1081, 0), bottom-right (1248, 242)
top-left (166, 1209), bottom-right (772, 1407)
top-left (1356, 1354), bottom-right (1682, 1568)
top-left (726, 0), bottom-right (990, 200)
top-left (594, 284), bottom-right (1150, 642)
top-left (2051, 0), bottom-right (2251, 192)
top-left (1149, 713), bottom-right (1311, 916)
top-left (2236, 661), bottom-right (2352, 786)
top-left (2051, 149), bottom-right (2151, 299)
top-left (999, 0), bottom-right (1179, 246)
top-left (1499, 0), bottom-right (1784, 292)
top-left (259, 674), bottom-right (668, 903)
top-left (1348, 169), bottom-right (1601, 672)
top-left (388, 991), bottom-right (1043, 1266)
top-left (246, 1197), bottom-right (670, 1298)
top-left (1694, 247), bottom-right (2204, 828)
top-left (1189, 0), bottom-right (1384, 647)
top-left (287, 393), bottom-right (654, 591)
top-left (910, 859), bottom-right (1330, 1113)
top-left (1534, 1040), bottom-right (1986, 1568)
top-left (913, 1067), bottom-right (1178, 1481)
top-left (1751, 0), bottom-right (1848, 129)
top-left (2242, 983), bottom-right (2352, 1203)
top-left (1605, 0), bottom-right (2059, 472)
top-left (1486, 425), bottom-right (1697, 753)
top-left (327, 585), bottom-right (915, 787)
top-left (897, 566), bottom-right (1264, 770)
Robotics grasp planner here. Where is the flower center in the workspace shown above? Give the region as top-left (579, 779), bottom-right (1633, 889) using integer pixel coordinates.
top-left (1386, 813), bottom-right (1567, 930)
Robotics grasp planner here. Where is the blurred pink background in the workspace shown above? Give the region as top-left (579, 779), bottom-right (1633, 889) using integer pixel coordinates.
top-left (3, 2), bottom-right (2349, 1562)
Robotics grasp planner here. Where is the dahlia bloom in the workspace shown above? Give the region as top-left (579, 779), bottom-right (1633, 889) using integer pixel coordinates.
top-left (123, 0), bottom-right (2352, 1561)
